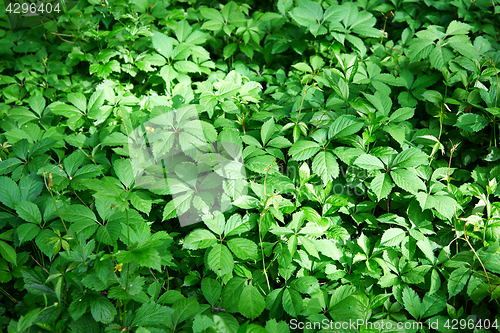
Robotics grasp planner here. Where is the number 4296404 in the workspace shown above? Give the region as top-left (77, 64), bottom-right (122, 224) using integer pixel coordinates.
top-left (444, 318), bottom-right (498, 330)
top-left (6, 2), bottom-right (61, 14)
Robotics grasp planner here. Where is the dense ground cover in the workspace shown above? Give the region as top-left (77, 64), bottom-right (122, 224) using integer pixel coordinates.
top-left (1, 0), bottom-right (500, 332)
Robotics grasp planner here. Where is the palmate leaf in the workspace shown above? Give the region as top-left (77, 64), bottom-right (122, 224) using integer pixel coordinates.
top-left (290, 0), bottom-right (327, 37)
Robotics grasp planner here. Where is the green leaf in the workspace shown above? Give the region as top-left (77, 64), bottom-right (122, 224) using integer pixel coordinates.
top-left (268, 136), bottom-right (292, 149)
top-left (407, 39), bottom-right (434, 62)
top-left (0, 241), bottom-right (16, 264)
top-left (422, 90), bottom-right (442, 104)
top-left (278, 0), bottom-right (293, 16)
top-left (261, 118), bottom-right (276, 145)
top-left (203, 212), bottom-right (225, 236)
top-left (246, 155), bottom-right (277, 174)
top-left (448, 267), bottom-right (471, 298)
top-left (207, 244), bottom-right (234, 276)
top-left (455, 114), bottom-right (489, 132)
top-left (64, 205), bottom-right (99, 239)
top-left (421, 291), bottom-right (446, 318)
top-left (292, 62), bottom-right (313, 73)
top-left (290, 276), bottom-right (320, 294)
top-left (28, 94), bottom-right (46, 117)
top-left (153, 30), bottom-right (173, 58)
top-left (238, 283), bottom-right (265, 320)
top-left (21, 268), bottom-right (54, 296)
top-left (15, 201), bottom-right (41, 224)
top-left (391, 148), bottom-right (428, 169)
top-left (89, 294), bottom-right (117, 324)
top-left (201, 278), bottom-right (222, 306)
top-left (96, 220), bottom-right (121, 246)
top-left (200, 7), bottom-right (224, 22)
top-left (16, 223), bottom-right (40, 245)
top-left (114, 159), bottom-right (134, 188)
top-left (130, 191), bottom-right (152, 215)
top-left (390, 168), bottom-right (426, 194)
top-left (282, 288), bottom-right (303, 317)
top-left (168, 298), bottom-right (200, 329)
top-left (51, 103), bottom-right (83, 117)
top-left (290, 0), bottom-right (327, 37)
top-left (417, 238), bottom-right (436, 265)
top-left (289, 141), bottom-right (321, 161)
top-left (449, 36), bottom-right (480, 60)
top-left (183, 229), bottom-right (217, 250)
top-left (67, 92), bottom-right (86, 113)
top-left (402, 287), bottom-right (421, 319)
top-left (227, 238), bottom-right (258, 260)
top-left (429, 46), bottom-right (454, 70)
top-left (370, 173), bottom-right (393, 201)
top-left (0, 176), bottom-right (20, 209)
top-left (233, 195), bottom-right (261, 209)
top-left (298, 235), bottom-right (320, 259)
top-left (0, 158), bottom-right (23, 175)
top-left (446, 20), bottom-right (472, 35)
top-left (222, 277), bottom-right (246, 312)
top-left (16, 308), bottom-right (41, 332)
top-left (87, 90), bottom-right (105, 118)
top-left (429, 194), bottom-right (458, 221)
top-left (223, 43), bottom-right (238, 59)
top-left (312, 151), bottom-right (339, 185)
top-left (174, 61), bottom-right (199, 73)
top-left (329, 115), bottom-right (364, 139)
top-left (133, 301), bottom-right (174, 327)
top-left (389, 107), bottom-right (415, 123)
top-left (354, 154), bottom-right (384, 170)
top-left (380, 228), bottom-right (406, 247)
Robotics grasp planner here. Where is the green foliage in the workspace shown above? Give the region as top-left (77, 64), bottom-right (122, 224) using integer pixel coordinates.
top-left (1, 0), bottom-right (500, 332)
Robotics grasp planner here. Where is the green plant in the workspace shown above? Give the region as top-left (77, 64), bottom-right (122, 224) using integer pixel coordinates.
top-left (1, 0), bottom-right (500, 332)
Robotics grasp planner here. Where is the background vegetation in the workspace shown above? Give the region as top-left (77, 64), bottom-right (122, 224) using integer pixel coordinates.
top-left (0, 0), bottom-right (500, 332)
